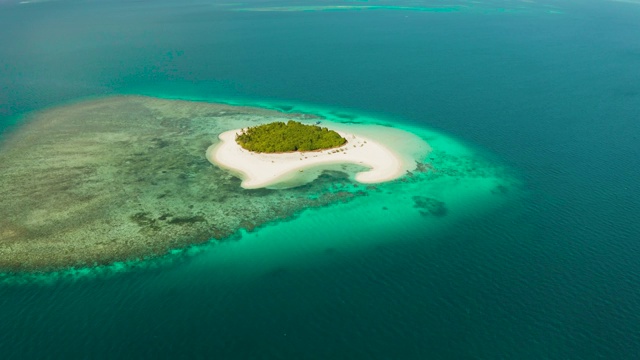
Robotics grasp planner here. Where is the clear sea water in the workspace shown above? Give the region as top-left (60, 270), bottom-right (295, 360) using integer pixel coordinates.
top-left (1, 0), bottom-right (640, 358)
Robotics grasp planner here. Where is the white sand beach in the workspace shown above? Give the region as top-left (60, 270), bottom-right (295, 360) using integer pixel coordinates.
top-left (207, 123), bottom-right (430, 189)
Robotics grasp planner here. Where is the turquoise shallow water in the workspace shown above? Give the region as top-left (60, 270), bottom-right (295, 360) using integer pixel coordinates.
top-left (0, 97), bottom-right (520, 283)
top-left (1, 0), bottom-right (640, 358)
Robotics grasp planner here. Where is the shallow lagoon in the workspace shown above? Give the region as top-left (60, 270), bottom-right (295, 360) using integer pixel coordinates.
top-left (0, 95), bottom-right (521, 281)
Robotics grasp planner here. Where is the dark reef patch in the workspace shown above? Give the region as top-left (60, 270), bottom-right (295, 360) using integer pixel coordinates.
top-left (492, 184), bottom-right (510, 195)
top-left (412, 196), bottom-right (448, 217)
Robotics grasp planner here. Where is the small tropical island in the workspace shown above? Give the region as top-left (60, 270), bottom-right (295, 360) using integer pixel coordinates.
top-left (2, 96), bottom-right (429, 272)
top-left (207, 119), bottom-right (427, 189)
top-left (236, 120), bottom-right (347, 152)
top-left (0, 95), bottom-right (511, 276)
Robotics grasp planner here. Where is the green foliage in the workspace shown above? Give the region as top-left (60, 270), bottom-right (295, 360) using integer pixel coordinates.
top-left (235, 120), bottom-right (347, 153)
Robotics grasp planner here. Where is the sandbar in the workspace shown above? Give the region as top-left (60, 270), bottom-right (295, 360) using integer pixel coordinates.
top-left (207, 123), bottom-right (429, 189)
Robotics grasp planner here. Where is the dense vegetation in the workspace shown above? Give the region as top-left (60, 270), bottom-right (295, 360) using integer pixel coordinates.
top-left (235, 120), bottom-right (347, 153)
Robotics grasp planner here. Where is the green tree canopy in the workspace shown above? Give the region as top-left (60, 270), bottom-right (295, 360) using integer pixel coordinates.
top-left (235, 120), bottom-right (347, 153)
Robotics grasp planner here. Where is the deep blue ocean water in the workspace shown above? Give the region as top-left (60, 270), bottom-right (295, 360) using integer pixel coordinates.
top-left (1, 0), bottom-right (640, 358)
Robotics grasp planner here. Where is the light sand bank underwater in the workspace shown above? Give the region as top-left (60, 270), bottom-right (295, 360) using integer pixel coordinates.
top-left (0, 95), bottom-right (521, 275)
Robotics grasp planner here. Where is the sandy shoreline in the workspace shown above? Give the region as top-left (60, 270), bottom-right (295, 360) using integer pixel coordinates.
top-left (207, 124), bottom-right (429, 189)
